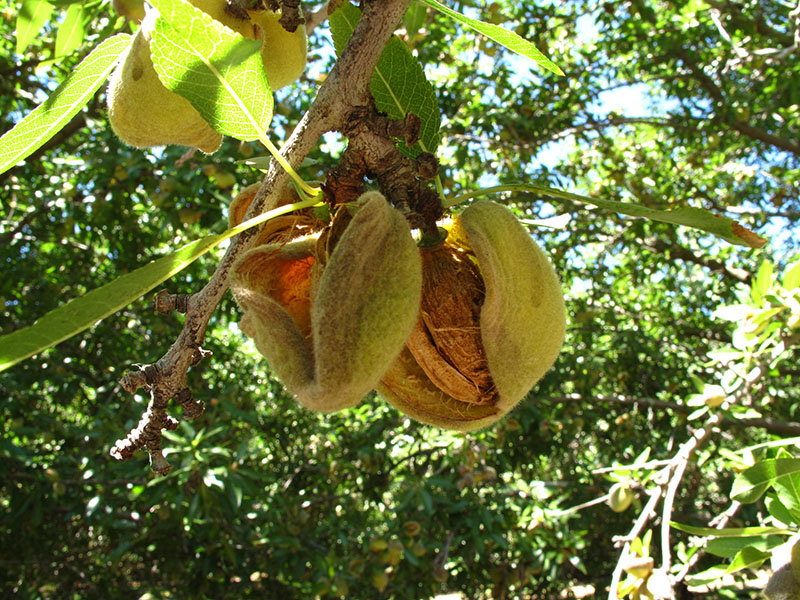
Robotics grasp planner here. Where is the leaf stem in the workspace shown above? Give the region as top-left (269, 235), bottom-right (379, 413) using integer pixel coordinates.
top-left (226, 196), bottom-right (322, 239)
top-left (259, 135), bottom-right (320, 198)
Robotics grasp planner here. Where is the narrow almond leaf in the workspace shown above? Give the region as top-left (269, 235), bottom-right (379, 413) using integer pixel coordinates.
top-left (330, 1), bottom-right (440, 157)
top-left (732, 459), bottom-right (800, 503)
top-left (449, 184), bottom-right (767, 248)
top-left (724, 546), bottom-right (771, 574)
top-left (705, 535), bottom-right (782, 559)
top-left (17, 0), bottom-right (53, 54)
top-left (669, 522), bottom-right (794, 537)
top-left (417, 0), bottom-right (564, 76)
top-left (147, 0), bottom-right (272, 141)
top-left (55, 2), bottom-right (90, 58)
top-left (0, 33), bottom-right (133, 176)
top-left (684, 565), bottom-right (728, 587)
top-left (0, 198), bottom-right (318, 372)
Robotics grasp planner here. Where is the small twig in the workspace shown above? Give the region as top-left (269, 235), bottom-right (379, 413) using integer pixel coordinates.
top-left (153, 290), bottom-right (190, 314)
top-left (551, 394), bottom-right (800, 437)
top-left (608, 412), bottom-right (724, 600)
top-left (674, 500), bottom-right (743, 584)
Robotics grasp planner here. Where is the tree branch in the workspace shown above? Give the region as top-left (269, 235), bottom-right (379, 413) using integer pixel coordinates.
top-left (641, 237), bottom-right (752, 284)
top-left (550, 394), bottom-right (800, 437)
top-left (111, 0), bottom-right (413, 473)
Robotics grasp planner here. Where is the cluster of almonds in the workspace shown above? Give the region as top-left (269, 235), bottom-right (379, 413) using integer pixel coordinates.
top-left (228, 186), bottom-right (566, 430)
top-left (107, 0), bottom-right (307, 153)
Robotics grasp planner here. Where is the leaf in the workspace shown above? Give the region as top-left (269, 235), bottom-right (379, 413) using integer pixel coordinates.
top-left (17, 0), bottom-right (53, 54)
top-left (773, 460), bottom-right (800, 524)
top-left (732, 459), bottom-right (800, 503)
top-left (751, 260), bottom-right (774, 305)
top-left (684, 565), bottom-right (727, 586)
top-left (329, 2), bottom-right (440, 157)
top-left (147, 0), bottom-right (272, 141)
top-left (0, 197), bottom-right (318, 372)
top-left (404, 2), bottom-right (428, 39)
top-left (452, 184), bottom-right (767, 248)
top-left (684, 547), bottom-right (770, 586)
top-left (55, 2), bottom-right (90, 58)
top-left (766, 495), bottom-right (796, 527)
top-left (783, 261), bottom-right (800, 290)
top-left (0, 34), bottom-right (133, 177)
top-left (670, 522), bottom-right (795, 537)
top-left (705, 535), bottom-right (782, 559)
top-left (0, 235), bottom-right (222, 372)
top-left (724, 546), bottom-right (770, 575)
top-left (416, 0), bottom-right (564, 76)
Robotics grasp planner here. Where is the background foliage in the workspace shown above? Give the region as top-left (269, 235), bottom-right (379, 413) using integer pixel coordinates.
top-left (1, 0), bottom-right (799, 598)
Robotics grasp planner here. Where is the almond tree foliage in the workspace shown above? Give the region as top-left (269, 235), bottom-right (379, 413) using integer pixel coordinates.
top-left (0, 0), bottom-right (799, 599)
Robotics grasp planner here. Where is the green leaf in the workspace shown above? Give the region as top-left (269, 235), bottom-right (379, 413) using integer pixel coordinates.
top-left (685, 547), bottom-right (770, 586)
top-left (705, 535), bottom-right (783, 559)
top-left (751, 260), bottom-right (774, 305)
top-left (0, 34), bottom-right (133, 177)
top-left (0, 196), bottom-right (319, 372)
top-left (684, 566), bottom-right (728, 587)
top-left (55, 2), bottom-right (90, 58)
top-left (732, 459), bottom-right (800, 504)
top-left (766, 495), bottom-right (797, 528)
top-left (773, 461), bottom-right (800, 524)
top-left (783, 261), bottom-right (800, 290)
top-left (0, 235), bottom-right (223, 372)
top-left (448, 184), bottom-right (767, 248)
top-left (148, 0), bottom-right (273, 141)
top-left (330, 2), bottom-right (440, 157)
top-left (17, 0), bottom-right (54, 54)
top-left (416, 0), bottom-right (564, 76)
top-left (670, 523), bottom-right (794, 537)
top-left (404, 2), bottom-right (428, 39)
top-left (725, 546), bottom-right (770, 575)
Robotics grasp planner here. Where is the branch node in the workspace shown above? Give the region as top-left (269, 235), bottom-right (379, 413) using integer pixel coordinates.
top-left (190, 346), bottom-right (213, 366)
top-left (175, 387), bottom-right (205, 420)
top-left (119, 363), bottom-right (162, 393)
top-left (154, 289), bottom-right (190, 314)
top-left (149, 449), bottom-right (172, 476)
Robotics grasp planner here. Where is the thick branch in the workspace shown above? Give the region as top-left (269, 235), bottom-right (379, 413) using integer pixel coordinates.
top-left (642, 237), bottom-right (752, 284)
top-left (550, 394), bottom-right (800, 437)
top-left (676, 49), bottom-right (800, 157)
top-left (112, 0), bottom-right (413, 472)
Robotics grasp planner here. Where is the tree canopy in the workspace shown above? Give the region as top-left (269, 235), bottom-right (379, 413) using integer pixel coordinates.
top-left (1, 0), bottom-right (799, 598)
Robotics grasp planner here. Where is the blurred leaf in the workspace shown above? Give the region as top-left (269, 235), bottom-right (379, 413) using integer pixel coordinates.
top-left (0, 33), bottom-right (133, 176)
top-left (55, 2), bottom-right (90, 58)
top-left (705, 535), bottom-right (782, 559)
top-left (766, 495), bottom-right (796, 528)
top-left (751, 261), bottom-right (774, 305)
top-left (670, 523), bottom-right (794, 537)
top-left (17, 0), bottom-right (53, 54)
top-left (725, 546), bottom-right (770, 574)
top-left (783, 261), bottom-right (800, 290)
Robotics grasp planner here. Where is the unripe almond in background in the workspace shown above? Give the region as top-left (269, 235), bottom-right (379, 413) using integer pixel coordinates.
top-left (107, 1), bottom-right (306, 152)
top-left (608, 481), bottom-right (634, 512)
top-left (378, 200), bottom-right (566, 430)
